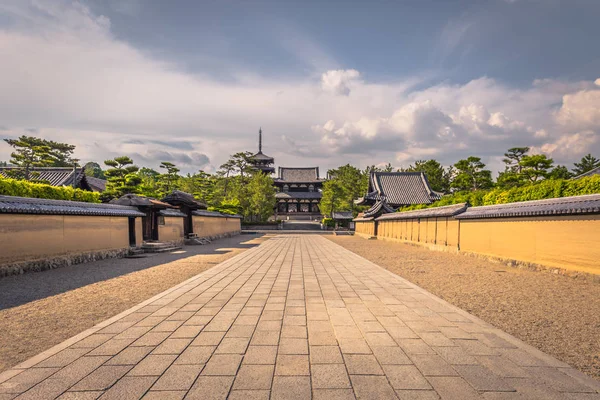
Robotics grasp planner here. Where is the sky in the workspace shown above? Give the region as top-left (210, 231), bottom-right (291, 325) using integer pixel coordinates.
top-left (0, 0), bottom-right (599, 176)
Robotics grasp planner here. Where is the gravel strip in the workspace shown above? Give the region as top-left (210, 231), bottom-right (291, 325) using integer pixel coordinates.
top-left (327, 236), bottom-right (600, 380)
top-left (0, 234), bottom-right (268, 373)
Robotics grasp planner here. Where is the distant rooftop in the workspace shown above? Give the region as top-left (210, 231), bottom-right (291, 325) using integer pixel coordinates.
top-left (276, 167), bottom-right (323, 183)
top-left (356, 171), bottom-right (441, 207)
top-left (0, 166), bottom-right (84, 187)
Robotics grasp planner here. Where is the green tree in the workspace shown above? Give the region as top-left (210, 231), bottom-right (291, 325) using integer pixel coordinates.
top-left (180, 171), bottom-right (220, 206)
top-left (452, 156), bottom-right (493, 191)
top-left (157, 162), bottom-right (181, 196)
top-left (83, 162), bottom-right (105, 179)
top-left (519, 154), bottom-right (554, 182)
top-left (247, 172), bottom-right (276, 222)
top-left (548, 165), bottom-right (573, 180)
top-left (3, 136), bottom-right (78, 180)
top-left (496, 169), bottom-right (525, 189)
top-left (0, 161), bottom-right (8, 167)
top-left (572, 154), bottom-right (600, 176)
top-left (101, 156), bottom-right (142, 202)
top-left (325, 164), bottom-right (366, 215)
top-left (405, 159), bottom-right (451, 193)
top-left (502, 147), bottom-right (530, 173)
top-left (3, 136), bottom-right (53, 180)
top-left (321, 179), bottom-right (346, 217)
top-left (137, 167), bottom-right (160, 198)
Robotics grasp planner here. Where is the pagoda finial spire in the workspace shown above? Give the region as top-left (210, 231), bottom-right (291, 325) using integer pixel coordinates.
top-left (259, 127), bottom-right (262, 153)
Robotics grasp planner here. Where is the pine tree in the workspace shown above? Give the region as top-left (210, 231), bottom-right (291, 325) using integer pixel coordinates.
top-left (101, 156), bottom-right (142, 202)
top-left (519, 154), bottom-right (554, 182)
top-left (572, 154), bottom-right (600, 176)
top-left (451, 157), bottom-right (493, 191)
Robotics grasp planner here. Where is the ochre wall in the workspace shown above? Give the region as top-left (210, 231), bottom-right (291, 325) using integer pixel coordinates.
top-left (374, 214), bottom-right (599, 274)
top-left (354, 221), bottom-right (375, 236)
top-left (158, 216), bottom-right (185, 242)
top-left (192, 216), bottom-right (241, 239)
top-left (0, 214), bottom-right (133, 264)
top-left (376, 216), bottom-right (460, 250)
top-left (459, 215), bottom-right (600, 274)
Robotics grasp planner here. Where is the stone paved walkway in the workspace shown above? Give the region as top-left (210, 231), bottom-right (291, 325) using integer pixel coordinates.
top-left (1, 235), bottom-right (598, 400)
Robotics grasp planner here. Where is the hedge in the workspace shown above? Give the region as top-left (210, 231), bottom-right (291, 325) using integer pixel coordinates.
top-left (0, 176), bottom-right (100, 203)
top-left (400, 175), bottom-right (600, 211)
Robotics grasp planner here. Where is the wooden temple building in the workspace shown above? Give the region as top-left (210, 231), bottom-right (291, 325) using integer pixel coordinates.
top-left (247, 128), bottom-right (325, 220)
top-left (355, 171), bottom-right (442, 218)
top-left (274, 167), bottom-right (324, 219)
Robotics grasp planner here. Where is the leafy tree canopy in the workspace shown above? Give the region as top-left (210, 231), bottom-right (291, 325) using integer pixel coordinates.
top-left (83, 162), bottom-right (105, 179)
top-left (101, 156), bottom-right (142, 202)
top-left (452, 156), bottom-right (493, 191)
top-left (3, 135), bottom-right (78, 180)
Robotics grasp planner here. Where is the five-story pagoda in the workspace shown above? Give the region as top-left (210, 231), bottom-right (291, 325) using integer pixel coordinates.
top-left (248, 128), bottom-right (275, 174)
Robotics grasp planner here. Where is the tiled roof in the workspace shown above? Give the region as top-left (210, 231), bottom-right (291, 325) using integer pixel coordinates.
top-left (110, 194), bottom-right (172, 208)
top-left (363, 199), bottom-right (396, 218)
top-left (0, 195), bottom-right (145, 217)
top-left (275, 192), bottom-right (322, 200)
top-left (192, 210), bottom-right (243, 219)
top-left (250, 151), bottom-right (274, 162)
top-left (356, 172), bottom-right (441, 207)
top-left (158, 209), bottom-right (187, 217)
top-left (353, 216), bottom-right (374, 222)
top-left (276, 167), bottom-right (322, 182)
top-left (85, 176), bottom-right (107, 192)
top-left (376, 203), bottom-right (468, 221)
top-left (332, 211), bottom-right (353, 220)
top-left (455, 194), bottom-right (600, 219)
top-left (162, 190), bottom-right (207, 209)
top-left (0, 167), bottom-right (85, 187)
top-left (572, 166), bottom-right (600, 179)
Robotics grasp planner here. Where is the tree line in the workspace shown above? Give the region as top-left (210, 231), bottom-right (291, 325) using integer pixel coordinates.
top-left (321, 148), bottom-right (599, 216)
top-left (1, 136), bottom-right (275, 221)
top-left (3, 135), bottom-right (600, 219)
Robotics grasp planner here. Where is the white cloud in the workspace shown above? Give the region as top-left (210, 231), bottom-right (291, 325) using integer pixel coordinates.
top-left (555, 84), bottom-right (600, 131)
top-left (0, 1), bottom-right (598, 174)
top-left (320, 69), bottom-right (361, 96)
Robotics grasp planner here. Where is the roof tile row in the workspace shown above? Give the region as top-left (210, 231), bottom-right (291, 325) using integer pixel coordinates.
top-left (354, 194), bottom-right (600, 221)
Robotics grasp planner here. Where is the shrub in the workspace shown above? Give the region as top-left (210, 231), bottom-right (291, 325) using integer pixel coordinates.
top-left (322, 218), bottom-right (335, 228)
top-left (0, 176), bottom-right (100, 203)
top-left (399, 175), bottom-right (600, 211)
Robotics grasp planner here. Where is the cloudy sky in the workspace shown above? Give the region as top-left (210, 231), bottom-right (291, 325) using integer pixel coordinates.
top-left (0, 0), bottom-right (599, 175)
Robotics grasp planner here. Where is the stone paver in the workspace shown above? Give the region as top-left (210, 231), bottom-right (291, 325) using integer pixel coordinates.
top-left (1, 235), bottom-right (598, 399)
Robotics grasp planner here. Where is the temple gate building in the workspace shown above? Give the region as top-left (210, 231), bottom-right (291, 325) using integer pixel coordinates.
top-left (274, 167), bottom-right (324, 219)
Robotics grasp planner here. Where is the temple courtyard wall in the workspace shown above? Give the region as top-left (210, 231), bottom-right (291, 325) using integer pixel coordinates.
top-left (0, 196), bottom-right (242, 277)
top-left (355, 195), bottom-right (600, 276)
top-left (0, 214), bottom-right (137, 275)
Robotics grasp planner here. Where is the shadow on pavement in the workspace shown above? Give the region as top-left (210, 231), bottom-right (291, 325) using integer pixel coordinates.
top-left (0, 234), bottom-right (267, 310)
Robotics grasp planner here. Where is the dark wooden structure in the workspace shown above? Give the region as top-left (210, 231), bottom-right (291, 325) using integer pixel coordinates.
top-left (111, 194), bottom-right (174, 241)
top-left (162, 190), bottom-right (207, 237)
top-left (274, 167), bottom-right (324, 219)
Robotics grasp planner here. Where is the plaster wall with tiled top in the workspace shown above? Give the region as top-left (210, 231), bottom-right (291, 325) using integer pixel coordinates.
top-left (355, 194), bottom-right (600, 275)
